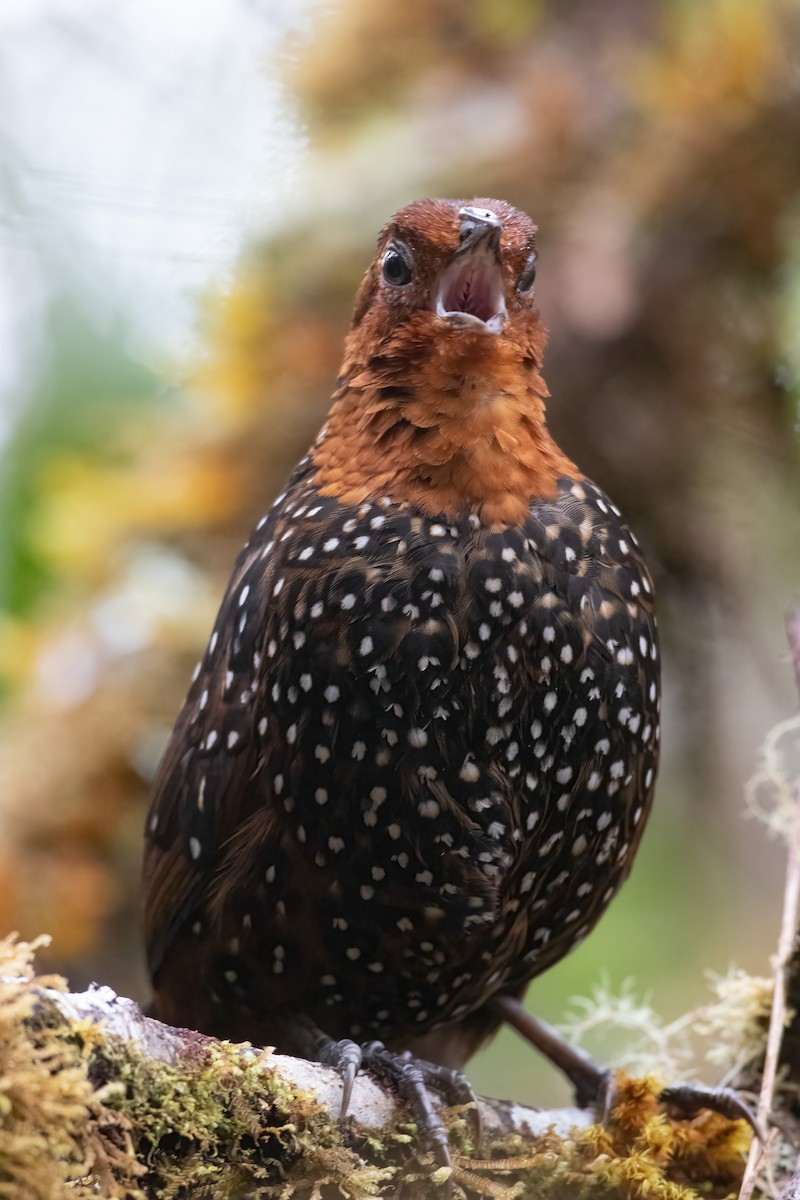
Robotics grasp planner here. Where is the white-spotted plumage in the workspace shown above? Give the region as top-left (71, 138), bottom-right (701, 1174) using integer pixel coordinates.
top-left (143, 465), bottom-right (659, 1052)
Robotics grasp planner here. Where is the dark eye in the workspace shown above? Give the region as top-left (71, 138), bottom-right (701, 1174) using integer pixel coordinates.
top-left (517, 252), bottom-right (537, 293)
top-left (382, 244), bottom-right (413, 287)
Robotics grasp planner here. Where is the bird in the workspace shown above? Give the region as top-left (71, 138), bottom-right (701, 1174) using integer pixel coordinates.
top-left (142, 197), bottom-right (661, 1169)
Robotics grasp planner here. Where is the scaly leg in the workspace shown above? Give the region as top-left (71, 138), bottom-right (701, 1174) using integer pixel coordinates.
top-left (491, 994), bottom-right (762, 1136)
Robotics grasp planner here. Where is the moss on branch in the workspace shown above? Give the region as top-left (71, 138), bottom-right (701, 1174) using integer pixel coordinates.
top-left (0, 934), bottom-right (756, 1200)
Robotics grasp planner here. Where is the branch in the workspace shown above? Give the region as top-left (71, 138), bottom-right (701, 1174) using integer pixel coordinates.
top-left (0, 941), bottom-right (754, 1200)
top-left (738, 606), bottom-right (800, 1200)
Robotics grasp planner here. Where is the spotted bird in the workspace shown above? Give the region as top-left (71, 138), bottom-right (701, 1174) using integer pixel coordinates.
top-left (143, 199), bottom-right (661, 1167)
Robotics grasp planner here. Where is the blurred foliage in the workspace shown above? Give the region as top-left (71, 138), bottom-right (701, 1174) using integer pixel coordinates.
top-left (0, 0), bottom-right (799, 1107)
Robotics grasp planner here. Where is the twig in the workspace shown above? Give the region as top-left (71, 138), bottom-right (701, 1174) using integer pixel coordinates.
top-left (739, 607), bottom-right (800, 1200)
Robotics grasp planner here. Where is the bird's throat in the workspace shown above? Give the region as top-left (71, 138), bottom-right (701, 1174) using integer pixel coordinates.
top-left (312, 336), bottom-right (578, 525)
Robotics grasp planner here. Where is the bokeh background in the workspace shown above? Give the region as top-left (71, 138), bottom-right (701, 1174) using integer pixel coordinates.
top-left (1, 0), bottom-right (798, 1107)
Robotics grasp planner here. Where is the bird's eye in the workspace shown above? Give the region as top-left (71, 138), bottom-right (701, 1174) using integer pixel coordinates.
top-left (382, 245), bottom-right (413, 287)
top-left (517, 252), bottom-right (537, 293)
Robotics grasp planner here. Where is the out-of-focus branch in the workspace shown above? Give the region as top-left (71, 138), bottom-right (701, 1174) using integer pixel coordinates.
top-left (739, 607), bottom-right (800, 1200)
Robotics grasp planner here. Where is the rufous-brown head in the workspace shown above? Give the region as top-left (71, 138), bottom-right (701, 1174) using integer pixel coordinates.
top-left (350, 197), bottom-right (540, 355)
top-left (313, 198), bottom-right (577, 525)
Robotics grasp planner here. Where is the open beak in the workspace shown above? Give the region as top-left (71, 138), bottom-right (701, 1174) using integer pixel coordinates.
top-left (435, 206), bottom-right (507, 335)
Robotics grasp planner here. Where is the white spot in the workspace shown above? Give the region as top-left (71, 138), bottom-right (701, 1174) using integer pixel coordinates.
top-left (478, 623), bottom-right (491, 641)
top-left (560, 644), bottom-right (574, 664)
top-left (352, 740), bottom-right (366, 760)
top-left (341, 593), bottom-right (356, 610)
top-left (596, 811), bottom-right (612, 831)
top-left (324, 685), bottom-right (340, 703)
top-left (315, 745), bottom-right (331, 763)
top-left (418, 799), bottom-right (440, 819)
top-left (388, 823), bottom-right (402, 840)
top-left (346, 947), bottom-right (361, 960)
top-left (238, 585), bottom-right (250, 607)
top-left (587, 771), bottom-right (601, 791)
top-left (205, 731), bottom-right (218, 750)
top-left (360, 885), bottom-right (374, 900)
top-left (616, 647), bottom-right (634, 666)
top-left (293, 631), bottom-right (306, 650)
top-left (408, 728), bottom-right (428, 748)
top-left (258, 717), bottom-right (268, 736)
top-left (370, 786), bottom-right (387, 804)
top-left (368, 961), bottom-right (384, 973)
top-left (273, 577), bottom-right (284, 596)
top-left (287, 724), bottom-right (297, 744)
top-left (300, 673), bottom-right (313, 692)
top-left (209, 631), bottom-right (218, 654)
top-left (189, 837), bottom-right (202, 860)
top-left (323, 538), bottom-right (339, 551)
top-left (359, 636), bottom-right (374, 656)
top-left (328, 837), bottom-right (345, 853)
top-left (543, 692), bottom-right (557, 713)
top-left (572, 834), bottom-right (588, 856)
top-left (485, 577), bottom-right (502, 593)
top-left (520, 871), bottom-right (535, 893)
top-left (508, 590), bottom-right (523, 608)
top-left (298, 546), bottom-right (314, 561)
top-left (460, 760), bottom-right (480, 783)
top-left (574, 707), bottom-right (587, 726)
top-left (227, 731), bottom-right (239, 749)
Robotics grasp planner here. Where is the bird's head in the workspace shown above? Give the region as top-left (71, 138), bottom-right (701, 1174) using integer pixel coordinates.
top-left (315, 198), bottom-right (574, 524)
top-left (347, 197), bottom-right (542, 368)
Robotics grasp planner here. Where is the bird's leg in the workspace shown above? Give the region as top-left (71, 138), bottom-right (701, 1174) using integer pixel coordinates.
top-left (490, 993), bottom-right (613, 1111)
top-left (492, 994), bottom-right (764, 1138)
top-left (289, 1018), bottom-right (480, 1175)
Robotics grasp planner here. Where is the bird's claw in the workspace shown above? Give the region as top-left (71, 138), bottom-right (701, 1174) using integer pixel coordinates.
top-left (316, 1036), bottom-right (480, 1188)
top-left (660, 1082), bottom-right (765, 1141)
top-left (319, 1038), bottom-right (363, 1118)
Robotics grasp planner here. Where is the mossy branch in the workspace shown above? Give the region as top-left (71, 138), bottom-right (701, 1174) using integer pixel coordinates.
top-left (0, 935), bottom-right (756, 1200)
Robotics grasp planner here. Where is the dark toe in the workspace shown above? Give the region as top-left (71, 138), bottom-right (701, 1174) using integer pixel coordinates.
top-left (660, 1082), bottom-right (765, 1141)
top-left (361, 1044), bottom-right (454, 1175)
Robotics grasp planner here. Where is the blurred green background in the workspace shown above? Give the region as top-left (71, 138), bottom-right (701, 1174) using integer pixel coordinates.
top-left (1, 0), bottom-right (798, 1108)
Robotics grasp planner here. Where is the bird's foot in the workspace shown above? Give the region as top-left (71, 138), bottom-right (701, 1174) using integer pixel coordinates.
top-left (320, 1036), bottom-right (480, 1178)
top-left (660, 1082), bottom-right (764, 1140)
top-left (491, 993), bottom-right (763, 1138)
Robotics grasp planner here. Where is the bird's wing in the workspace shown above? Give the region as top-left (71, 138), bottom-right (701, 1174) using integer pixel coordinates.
top-left (142, 503), bottom-right (285, 979)
top-left (142, 469), bottom-right (469, 981)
